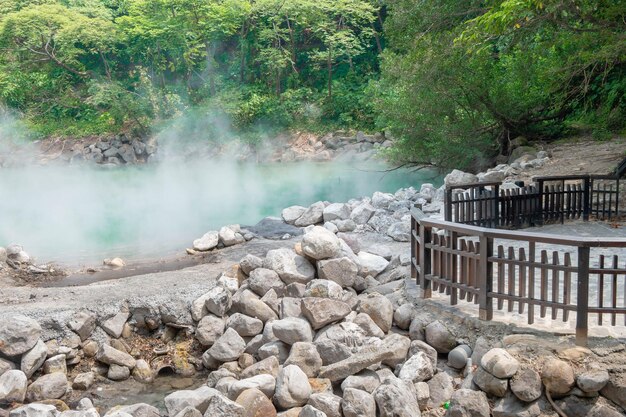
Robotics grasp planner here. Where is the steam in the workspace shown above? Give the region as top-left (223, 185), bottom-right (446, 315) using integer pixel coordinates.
top-left (0, 111), bottom-right (440, 266)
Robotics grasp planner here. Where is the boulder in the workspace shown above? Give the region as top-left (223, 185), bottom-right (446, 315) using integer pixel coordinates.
top-left (239, 255), bottom-right (263, 276)
top-left (447, 345), bottom-right (471, 370)
top-left (372, 192), bottom-right (395, 209)
top-left (323, 204), bottom-right (350, 222)
top-left (577, 369), bottom-right (609, 393)
top-left (9, 404), bottom-right (59, 417)
top-left (481, 348), bottom-right (519, 379)
top-left (541, 359), bottom-right (574, 395)
top-left (227, 314), bottom-right (264, 337)
top-left (193, 231), bottom-right (219, 251)
top-left (0, 315), bottom-right (42, 356)
top-left (228, 374), bottom-right (276, 400)
top-left (26, 372), bottom-right (68, 402)
top-left (301, 298), bottom-right (351, 330)
top-left (282, 206), bottom-right (308, 225)
top-left (204, 285), bottom-right (232, 317)
top-left (301, 227), bottom-right (342, 260)
top-left (444, 170), bottom-right (478, 187)
top-left (274, 365), bottom-right (312, 409)
top-left (307, 393), bottom-right (342, 417)
top-left (72, 372), bottom-right (95, 390)
top-left (398, 352), bottom-right (433, 383)
top-left (304, 280), bottom-right (342, 299)
top-left (205, 393), bottom-right (245, 416)
top-left (164, 386), bottom-right (218, 415)
top-left (107, 403), bottom-right (159, 417)
top-left (235, 388), bottom-right (277, 417)
top-left (317, 339), bottom-right (397, 382)
top-left (316, 257), bottom-right (357, 288)
top-left (294, 202), bottom-right (325, 227)
top-left (0, 358), bottom-right (16, 377)
top-left (341, 388), bottom-right (376, 417)
top-left (356, 252), bottom-right (388, 278)
top-left (21, 339), bottom-right (47, 378)
top-left (264, 249), bottom-right (316, 285)
top-left (473, 366), bottom-right (508, 397)
top-left (207, 328), bottom-right (246, 362)
top-left (232, 290), bottom-right (278, 323)
top-left (353, 313), bottom-right (384, 339)
top-left (96, 344), bottom-right (136, 369)
top-left (387, 222), bottom-right (410, 242)
top-left (350, 203), bottom-right (376, 225)
top-left (101, 312), bottom-right (130, 339)
top-left (341, 371), bottom-right (380, 394)
top-left (373, 378), bottom-right (421, 417)
top-left (299, 406), bottom-right (325, 417)
top-left (43, 354), bottom-right (67, 375)
top-left (248, 268), bottom-right (285, 297)
top-left (284, 342), bottom-right (322, 378)
top-left (0, 370), bottom-right (27, 403)
top-left (67, 311), bottom-right (96, 341)
top-left (447, 389), bottom-right (490, 417)
top-left (427, 371), bottom-right (454, 409)
top-left (493, 394), bottom-right (540, 417)
top-left (196, 315), bottom-right (226, 346)
top-left (358, 293), bottom-right (393, 333)
top-left (241, 356), bottom-right (280, 379)
top-left (424, 321), bottom-right (456, 353)
top-left (272, 318), bottom-right (313, 345)
top-left (510, 368), bottom-right (542, 402)
top-left (219, 226), bottom-right (244, 247)
top-left (108, 364), bottom-right (130, 381)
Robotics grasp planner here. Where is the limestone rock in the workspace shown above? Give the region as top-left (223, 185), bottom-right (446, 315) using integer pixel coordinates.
top-left (447, 389), bottom-right (490, 417)
top-left (425, 321), bottom-right (456, 353)
top-left (239, 254), bottom-right (263, 276)
top-left (356, 252), bottom-right (388, 278)
top-left (0, 370), bottom-right (27, 403)
top-left (164, 386), bottom-right (218, 415)
top-left (350, 203), bottom-right (376, 225)
top-left (208, 328), bottom-right (246, 362)
top-left (193, 231), bottom-right (219, 251)
top-left (43, 354), bottom-right (67, 375)
top-left (340, 370), bottom-right (380, 394)
top-left (219, 226), bottom-right (244, 247)
top-left (284, 342), bottom-right (322, 378)
top-left (510, 368), bottom-right (542, 402)
top-left (264, 249), bottom-right (316, 285)
top-left (96, 344), bottom-right (136, 369)
top-left (473, 366), bottom-right (508, 397)
top-left (0, 315), bottom-right (42, 356)
top-left (9, 404), bottom-right (59, 417)
top-left (323, 204), bottom-right (350, 222)
top-left (241, 356), bottom-right (280, 379)
top-left (283, 206), bottom-right (308, 224)
top-left (307, 393), bottom-right (341, 417)
top-left (205, 393), bottom-right (245, 416)
top-left (493, 394), bottom-right (540, 417)
top-left (373, 378), bottom-right (421, 417)
top-left (427, 371), bottom-right (454, 409)
top-left (101, 312), bottom-right (130, 339)
top-left (392, 304), bottom-right (416, 330)
top-left (26, 372), bottom-right (68, 402)
top-left (577, 369), bottom-right (609, 393)
top-left (387, 222), bottom-right (410, 242)
top-left (232, 290), bottom-right (278, 323)
top-left (21, 339), bottom-right (47, 378)
top-left (248, 268), bottom-right (285, 297)
top-left (358, 293), bottom-right (393, 333)
top-left (353, 313), bottom-right (384, 339)
top-left (294, 202), bottom-right (325, 227)
top-left (107, 364), bottom-right (130, 381)
top-left (228, 374), bottom-right (276, 400)
top-left (235, 388), bottom-right (277, 417)
top-left (398, 352), bottom-right (433, 383)
top-left (227, 314), bottom-right (264, 337)
top-left (341, 388), bottom-right (376, 417)
top-left (481, 348), bottom-right (519, 379)
top-left (444, 170), bottom-right (478, 187)
top-left (541, 359), bottom-right (574, 395)
top-left (72, 372), bottom-right (95, 390)
top-left (274, 365), bottom-right (312, 409)
top-left (205, 286), bottom-right (232, 317)
top-left (107, 403), bottom-right (159, 417)
top-left (301, 298), bottom-right (351, 330)
top-left (196, 315), bottom-right (225, 346)
top-left (301, 227), bottom-right (342, 260)
top-left (272, 318), bottom-right (313, 345)
top-left (0, 358), bottom-right (16, 377)
top-left (67, 311), bottom-right (96, 342)
top-left (303, 280), bottom-right (343, 300)
top-left (316, 257), bottom-right (357, 288)
top-left (317, 339), bottom-right (396, 382)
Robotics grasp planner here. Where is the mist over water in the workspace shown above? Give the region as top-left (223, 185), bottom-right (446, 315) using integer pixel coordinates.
top-left (0, 113), bottom-right (442, 265)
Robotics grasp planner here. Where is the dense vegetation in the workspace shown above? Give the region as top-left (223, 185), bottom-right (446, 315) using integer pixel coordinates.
top-left (0, 0), bottom-right (624, 169)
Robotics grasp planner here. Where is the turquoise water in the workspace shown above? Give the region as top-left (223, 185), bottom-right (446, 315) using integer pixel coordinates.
top-left (0, 160), bottom-right (441, 264)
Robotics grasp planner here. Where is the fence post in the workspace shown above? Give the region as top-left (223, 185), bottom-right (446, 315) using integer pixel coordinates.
top-left (576, 246), bottom-right (590, 347)
top-left (493, 183), bottom-right (500, 228)
top-left (444, 188), bottom-right (453, 222)
top-left (537, 179), bottom-right (545, 226)
top-left (583, 176), bottom-right (591, 221)
top-left (419, 225), bottom-right (432, 298)
top-left (478, 235), bottom-right (494, 320)
top-left (411, 216), bottom-right (418, 281)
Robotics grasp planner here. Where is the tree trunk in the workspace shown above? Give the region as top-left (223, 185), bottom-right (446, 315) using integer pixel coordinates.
top-left (327, 47), bottom-right (332, 99)
top-left (205, 41), bottom-right (216, 96)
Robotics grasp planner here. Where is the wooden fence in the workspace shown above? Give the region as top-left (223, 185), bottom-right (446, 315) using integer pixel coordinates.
top-left (411, 211), bottom-right (626, 346)
top-left (445, 175), bottom-right (623, 228)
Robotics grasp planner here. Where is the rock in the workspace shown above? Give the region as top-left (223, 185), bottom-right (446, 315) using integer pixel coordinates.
top-left (248, 268), bottom-right (285, 297)
top-left (258, 341), bottom-right (290, 363)
top-left (427, 371), bottom-right (454, 409)
top-left (577, 369), bottom-right (609, 393)
top-left (356, 252), bottom-right (388, 278)
top-left (0, 358), bottom-right (16, 377)
top-left (193, 231), bottom-right (219, 251)
top-left (358, 293), bottom-right (393, 333)
top-left (0, 370), bottom-right (27, 403)
top-left (173, 407), bottom-right (203, 417)
top-left (196, 315), bottom-right (225, 346)
top-left (341, 370), bottom-right (380, 393)
top-left (392, 304), bottom-right (415, 330)
top-left (372, 192), bottom-right (395, 209)
top-left (101, 312), bottom-right (130, 339)
top-left (317, 339), bottom-right (397, 382)
top-left (284, 342), bottom-right (322, 378)
top-left (26, 372), bottom-right (67, 402)
top-left (232, 290), bottom-right (278, 323)
top-left (387, 222), bottom-right (410, 242)
top-left (205, 285), bottom-right (232, 317)
top-left (334, 219), bottom-right (356, 232)
top-left (510, 368), bottom-right (542, 402)
top-left (353, 313), bottom-right (384, 339)
top-left (447, 389), bottom-right (490, 417)
top-left (444, 170), bottom-right (478, 187)
top-left (373, 378), bottom-right (421, 417)
top-left (492, 394), bottom-right (540, 417)
top-left (316, 257), bottom-right (357, 288)
top-left (264, 248), bottom-right (316, 285)
top-left (478, 170), bottom-right (506, 183)
top-left (350, 203), bottom-right (375, 225)
top-left (43, 355), bottom-right (67, 375)
top-left (298, 406), bottom-right (325, 417)
top-left (398, 352), bottom-right (433, 383)
top-left (481, 348), bottom-right (519, 379)
top-left (272, 318), bottom-right (313, 345)
top-left (67, 311), bottom-right (96, 341)
top-left (323, 204), bottom-right (350, 222)
top-left (341, 388), bottom-right (376, 417)
top-left (164, 386), bottom-right (218, 415)
top-left (282, 206), bottom-right (307, 225)
top-left (228, 374), bottom-right (276, 400)
top-left (0, 315), bottom-right (42, 356)
top-left (241, 356), bottom-right (279, 379)
top-left (235, 388), bottom-right (277, 417)
top-left (208, 328), bottom-right (246, 362)
top-left (72, 372), bottom-right (95, 390)
top-left (9, 404), bottom-right (59, 417)
top-left (227, 314), bottom-right (264, 337)
top-left (205, 393), bottom-right (245, 416)
top-left (108, 364), bottom-right (130, 381)
top-left (219, 226), bottom-right (243, 247)
top-left (382, 334), bottom-right (411, 369)
top-left (21, 339), bottom-right (47, 378)
top-left (448, 345), bottom-right (471, 370)
top-left (307, 393), bottom-right (341, 417)
top-left (301, 298), bottom-right (351, 330)
top-left (274, 365), bottom-right (312, 409)
top-left (294, 202), bottom-right (325, 227)
top-left (97, 344), bottom-right (136, 368)
top-left (473, 366), bottom-right (508, 397)
top-left (541, 359), bottom-right (574, 395)
top-left (240, 254), bottom-right (263, 276)
top-left (280, 297), bottom-right (302, 318)
top-left (108, 403), bottom-right (159, 417)
top-left (301, 227), bottom-right (342, 260)
top-left (414, 382), bottom-right (429, 411)
top-left (424, 321), bottom-right (456, 353)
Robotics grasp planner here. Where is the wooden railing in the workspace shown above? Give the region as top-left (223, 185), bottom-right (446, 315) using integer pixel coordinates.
top-left (445, 175), bottom-right (623, 228)
top-left (411, 210), bottom-right (626, 346)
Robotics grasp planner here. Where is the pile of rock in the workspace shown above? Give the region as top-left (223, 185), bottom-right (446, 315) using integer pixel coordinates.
top-left (190, 225), bottom-right (254, 253)
top-left (2, 226), bottom-right (624, 417)
top-left (77, 135), bottom-right (156, 165)
top-left (0, 244), bottom-right (54, 275)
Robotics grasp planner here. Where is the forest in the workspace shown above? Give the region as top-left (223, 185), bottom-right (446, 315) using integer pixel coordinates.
top-left (0, 0), bottom-right (624, 169)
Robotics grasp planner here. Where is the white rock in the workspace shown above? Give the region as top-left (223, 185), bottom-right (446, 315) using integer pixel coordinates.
top-left (323, 203), bottom-right (351, 222)
top-left (195, 315), bottom-right (225, 346)
top-left (164, 386), bottom-right (219, 415)
top-left (356, 252), bottom-right (388, 278)
top-left (193, 231), bottom-right (219, 251)
top-left (294, 202), bottom-right (325, 227)
top-left (205, 285), bottom-right (232, 317)
top-left (9, 404), bottom-right (59, 417)
top-left (444, 169), bottom-right (478, 186)
top-left (481, 348), bottom-right (519, 379)
top-left (101, 312), bottom-right (130, 339)
top-left (0, 369), bottom-right (27, 403)
top-left (208, 328), bottom-right (246, 362)
top-left (264, 248), bottom-right (316, 285)
top-left (272, 318), bottom-right (313, 345)
top-left (350, 203), bottom-right (376, 225)
top-left (282, 206), bottom-right (307, 225)
top-left (0, 315), bottom-right (42, 356)
top-left (21, 339), bottom-right (47, 378)
top-left (26, 372), bottom-right (68, 401)
top-left (301, 227), bottom-right (343, 260)
top-left (398, 352), bottom-right (433, 383)
top-left (274, 365), bottom-right (312, 409)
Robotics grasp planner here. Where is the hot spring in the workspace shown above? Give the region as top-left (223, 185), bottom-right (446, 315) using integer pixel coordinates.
top-left (0, 159), bottom-right (442, 265)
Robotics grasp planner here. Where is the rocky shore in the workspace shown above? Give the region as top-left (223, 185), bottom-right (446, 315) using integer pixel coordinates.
top-left (1, 147), bottom-right (626, 417)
